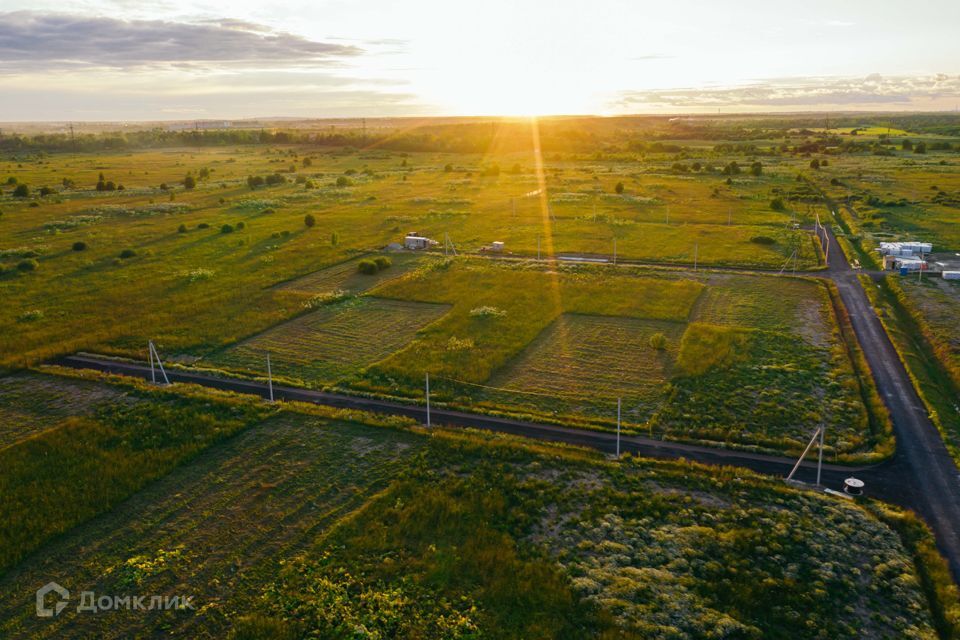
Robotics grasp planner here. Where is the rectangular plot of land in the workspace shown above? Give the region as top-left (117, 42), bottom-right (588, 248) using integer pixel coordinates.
top-left (277, 253), bottom-right (428, 295)
top-left (488, 314), bottom-right (684, 407)
top-left (691, 274), bottom-right (833, 346)
top-left (0, 414), bottom-right (425, 639)
top-left (209, 297), bottom-right (449, 384)
top-left (0, 372), bottom-right (139, 449)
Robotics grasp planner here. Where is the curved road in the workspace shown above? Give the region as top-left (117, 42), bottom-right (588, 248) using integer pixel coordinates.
top-left (54, 221), bottom-right (960, 580)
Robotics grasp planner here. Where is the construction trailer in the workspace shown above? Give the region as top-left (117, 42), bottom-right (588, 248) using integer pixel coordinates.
top-left (404, 232), bottom-right (438, 250)
top-left (944, 271), bottom-right (960, 281)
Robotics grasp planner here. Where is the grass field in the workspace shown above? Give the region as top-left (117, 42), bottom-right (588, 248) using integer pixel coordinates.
top-left (0, 412), bottom-right (425, 639)
top-left (0, 373), bottom-right (950, 639)
top-left (239, 430), bottom-right (948, 639)
top-left (0, 139), bottom-right (823, 370)
top-left (486, 314), bottom-right (683, 423)
top-left (205, 296), bottom-right (450, 386)
top-left (275, 251), bottom-right (431, 296)
top-left (0, 372), bottom-right (140, 449)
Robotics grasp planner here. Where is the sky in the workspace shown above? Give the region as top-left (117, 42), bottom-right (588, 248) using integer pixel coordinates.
top-left (1, 0), bottom-right (959, 121)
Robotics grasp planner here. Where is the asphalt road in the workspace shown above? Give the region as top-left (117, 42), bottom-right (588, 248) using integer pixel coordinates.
top-left (57, 352), bottom-right (906, 498)
top-left (817, 215), bottom-right (960, 579)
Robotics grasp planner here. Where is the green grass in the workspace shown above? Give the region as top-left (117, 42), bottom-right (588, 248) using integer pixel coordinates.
top-left (206, 296), bottom-right (450, 386)
top-left (0, 371), bottom-right (140, 449)
top-left (0, 376), bottom-right (271, 573)
top-left (0, 411), bottom-right (425, 638)
top-left (241, 429), bottom-right (946, 639)
top-left (276, 251), bottom-right (430, 295)
top-left (0, 142), bottom-right (823, 370)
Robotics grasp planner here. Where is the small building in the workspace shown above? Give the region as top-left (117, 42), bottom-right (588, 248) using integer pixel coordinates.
top-left (491, 241), bottom-right (505, 252)
top-left (404, 234), bottom-right (438, 250)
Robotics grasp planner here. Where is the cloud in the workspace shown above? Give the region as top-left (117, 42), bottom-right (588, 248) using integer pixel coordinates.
top-left (614, 74), bottom-right (960, 110)
top-left (0, 11), bottom-right (362, 71)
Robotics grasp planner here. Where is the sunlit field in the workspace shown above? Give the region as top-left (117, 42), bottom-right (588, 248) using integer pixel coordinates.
top-left (0, 370), bottom-right (947, 639)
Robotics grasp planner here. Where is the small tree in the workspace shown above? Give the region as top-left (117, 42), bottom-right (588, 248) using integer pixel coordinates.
top-left (902, 139), bottom-right (914, 151)
top-left (914, 142), bottom-right (927, 154)
top-left (444, 163), bottom-right (453, 172)
top-left (39, 186), bottom-right (55, 196)
top-left (221, 224), bottom-right (234, 234)
top-left (373, 256), bottom-right (392, 270)
top-left (357, 259), bottom-right (378, 274)
top-left (615, 182), bottom-right (625, 194)
top-left (178, 224), bottom-right (188, 233)
top-left (770, 197), bottom-right (786, 212)
top-left (336, 176), bottom-right (351, 187)
top-left (809, 159), bottom-right (820, 170)
top-left (331, 231), bottom-right (340, 246)
top-left (750, 161), bottom-right (763, 176)
top-left (184, 174), bottom-right (196, 190)
top-left (72, 241), bottom-right (87, 251)
top-left (12, 184), bottom-right (29, 198)
top-left (304, 213), bottom-right (316, 228)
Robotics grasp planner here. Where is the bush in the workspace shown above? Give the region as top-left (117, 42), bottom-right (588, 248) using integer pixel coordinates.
top-left (18, 309), bottom-right (44, 322)
top-left (39, 186), bottom-right (55, 197)
top-left (198, 222), bottom-right (210, 229)
top-left (336, 176), bottom-right (352, 187)
top-left (304, 214), bottom-right (316, 228)
top-left (17, 258), bottom-right (39, 272)
top-left (750, 236), bottom-right (777, 245)
top-left (770, 197), bottom-right (786, 212)
top-left (357, 259), bottom-right (378, 274)
top-left (119, 249), bottom-right (137, 259)
top-left (810, 159), bottom-right (821, 169)
top-left (221, 224), bottom-right (235, 234)
top-left (12, 184), bottom-right (29, 198)
top-left (614, 182), bottom-right (624, 194)
top-left (184, 174), bottom-right (196, 189)
top-left (648, 332), bottom-right (667, 350)
top-left (373, 256), bottom-right (392, 270)
top-left (178, 224), bottom-right (187, 233)
top-left (235, 221), bottom-right (245, 230)
top-left (72, 241), bottom-right (87, 252)
top-left (265, 173), bottom-right (285, 186)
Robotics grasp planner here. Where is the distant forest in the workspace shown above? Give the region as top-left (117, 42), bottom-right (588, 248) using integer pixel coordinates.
top-left (2, 113), bottom-right (960, 155)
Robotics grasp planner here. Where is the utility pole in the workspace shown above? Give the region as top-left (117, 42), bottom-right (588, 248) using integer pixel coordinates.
top-left (511, 197), bottom-right (516, 217)
top-left (613, 237), bottom-right (617, 265)
top-left (147, 341), bottom-right (170, 385)
top-left (425, 373), bottom-right (431, 427)
top-left (537, 235), bottom-right (541, 261)
top-left (694, 243), bottom-right (698, 271)
top-left (816, 425), bottom-right (825, 486)
top-left (266, 352), bottom-right (274, 402)
top-left (616, 397), bottom-right (621, 459)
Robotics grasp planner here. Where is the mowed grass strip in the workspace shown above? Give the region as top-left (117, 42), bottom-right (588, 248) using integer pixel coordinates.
top-left (0, 413), bottom-right (425, 639)
top-left (207, 297), bottom-right (450, 386)
top-left (485, 314), bottom-right (683, 422)
top-left (691, 273), bottom-right (834, 342)
top-left (276, 252), bottom-right (429, 295)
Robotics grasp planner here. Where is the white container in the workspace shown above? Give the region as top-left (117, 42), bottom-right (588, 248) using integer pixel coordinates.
top-left (944, 271), bottom-right (960, 280)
